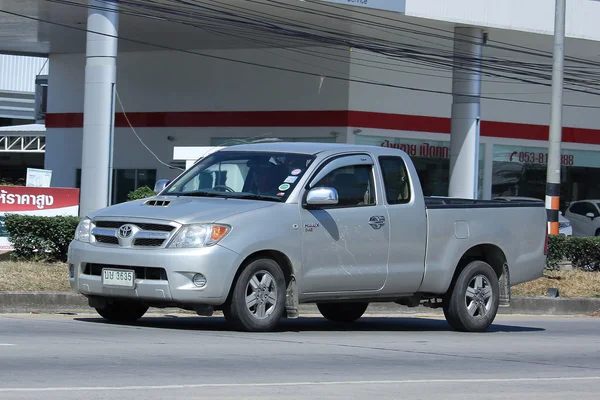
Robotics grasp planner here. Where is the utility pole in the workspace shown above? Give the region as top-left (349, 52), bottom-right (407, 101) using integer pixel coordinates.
top-left (545, 0), bottom-right (566, 235)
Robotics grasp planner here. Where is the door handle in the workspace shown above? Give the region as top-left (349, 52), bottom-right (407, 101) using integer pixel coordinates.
top-left (368, 216), bottom-right (385, 229)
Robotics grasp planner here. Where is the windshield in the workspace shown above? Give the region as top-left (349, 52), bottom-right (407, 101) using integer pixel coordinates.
top-left (164, 150), bottom-right (315, 202)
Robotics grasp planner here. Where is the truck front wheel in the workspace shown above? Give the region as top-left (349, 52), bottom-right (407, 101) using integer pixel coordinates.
top-left (95, 300), bottom-right (149, 323)
top-left (317, 302), bottom-right (369, 323)
top-left (443, 260), bottom-right (499, 332)
top-left (228, 258), bottom-right (286, 332)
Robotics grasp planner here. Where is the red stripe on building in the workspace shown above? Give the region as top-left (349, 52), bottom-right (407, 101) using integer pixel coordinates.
top-left (45, 110), bottom-right (600, 145)
top-left (348, 111), bottom-right (451, 133)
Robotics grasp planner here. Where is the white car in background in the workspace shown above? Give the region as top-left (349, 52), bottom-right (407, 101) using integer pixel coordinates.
top-left (493, 197), bottom-right (572, 236)
top-left (564, 200), bottom-right (600, 237)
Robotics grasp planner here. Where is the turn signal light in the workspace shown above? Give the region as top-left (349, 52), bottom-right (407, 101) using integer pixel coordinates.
top-left (212, 225), bottom-right (229, 241)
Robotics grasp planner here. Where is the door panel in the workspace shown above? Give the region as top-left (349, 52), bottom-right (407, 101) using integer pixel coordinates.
top-left (299, 155), bottom-right (389, 294)
top-left (378, 156), bottom-right (427, 294)
top-left (300, 206), bottom-right (390, 293)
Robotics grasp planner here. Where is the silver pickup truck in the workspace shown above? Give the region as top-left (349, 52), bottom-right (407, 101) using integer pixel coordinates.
top-left (68, 142), bottom-right (548, 332)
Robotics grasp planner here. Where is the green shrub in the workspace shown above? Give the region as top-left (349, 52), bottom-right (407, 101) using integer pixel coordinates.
top-left (546, 234), bottom-right (568, 270)
top-left (564, 236), bottom-right (600, 272)
top-left (546, 234), bottom-right (600, 272)
top-left (127, 186), bottom-right (155, 201)
top-left (3, 214), bottom-right (80, 262)
top-left (0, 179), bottom-right (25, 186)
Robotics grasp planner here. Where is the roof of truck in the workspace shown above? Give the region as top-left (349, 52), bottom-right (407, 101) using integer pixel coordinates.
top-left (220, 142), bottom-right (392, 155)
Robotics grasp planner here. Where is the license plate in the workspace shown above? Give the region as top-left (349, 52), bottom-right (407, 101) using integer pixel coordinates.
top-left (102, 269), bottom-right (135, 288)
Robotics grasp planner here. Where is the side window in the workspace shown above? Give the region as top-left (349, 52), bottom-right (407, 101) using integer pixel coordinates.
top-left (583, 202), bottom-right (599, 217)
top-left (313, 164), bottom-right (375, 207)
top-left (379, 156), bottom-right (411, 205)
top-left (569, 203), bottom-right (585, 215)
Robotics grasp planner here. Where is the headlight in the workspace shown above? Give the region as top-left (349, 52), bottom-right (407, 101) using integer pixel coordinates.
top-left (168, 224), bottom-right (230, 248)
top-left (559, 221), bottom-right (571, 229)
top-left (74, 217), bottom-right (91, 243)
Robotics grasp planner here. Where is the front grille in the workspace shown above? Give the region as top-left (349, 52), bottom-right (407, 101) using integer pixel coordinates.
top-left (96, 235), bottom-right (119, 245)
top-left (94, 221), bottom-right (176, 232)
top-left (83, 263), bottom-right (168, 280)
top-left (133, 238), bottom-right (165, 247)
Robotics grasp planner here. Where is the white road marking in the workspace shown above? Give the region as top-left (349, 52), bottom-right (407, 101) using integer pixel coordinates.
top-left (1, 376), bottom-right (600, 392)
top-left (0, 344), bottom-right (15, 346)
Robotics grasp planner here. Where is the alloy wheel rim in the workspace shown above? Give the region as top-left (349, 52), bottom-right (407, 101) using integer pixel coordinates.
top-left (465, 274), bottom-right (493, 318)
top-left (245, 270), bottom-right (277, 320)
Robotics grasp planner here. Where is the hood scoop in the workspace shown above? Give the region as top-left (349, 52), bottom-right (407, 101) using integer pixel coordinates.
top-left (145, 199), bottom-right (171, 207)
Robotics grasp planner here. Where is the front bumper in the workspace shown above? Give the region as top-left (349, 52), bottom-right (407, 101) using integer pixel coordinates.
top-left (67, 240), bottom-right (241, 306)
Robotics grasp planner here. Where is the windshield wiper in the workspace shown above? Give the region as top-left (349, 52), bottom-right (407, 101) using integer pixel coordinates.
top-left (229, 194), bottom-right (282, 202)
top-left (168, 191), bottom-right (225, 198)
top-left (165, 192), bottom-right (280, 202)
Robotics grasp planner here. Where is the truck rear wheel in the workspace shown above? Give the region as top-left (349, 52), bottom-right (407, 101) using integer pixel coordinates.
top-left (95, 300), bottom-right (149, 323)
top-left (228, 258), bottom-right (286, 332)
top-left (443, 260), bottom-right (499, 332)
top-left (317, 302), bottom-right (369, 323)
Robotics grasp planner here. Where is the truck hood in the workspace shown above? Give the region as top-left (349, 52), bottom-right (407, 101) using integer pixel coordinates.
top-left (87, 195), bottom-right (277, 224)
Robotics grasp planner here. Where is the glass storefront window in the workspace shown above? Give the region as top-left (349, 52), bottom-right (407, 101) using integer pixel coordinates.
top-left (76, 168), bottom-right (157, 205)
top-left (355, 136), bottom-right (485, 198)
top-left (492, 145), bottom-right (600, 212)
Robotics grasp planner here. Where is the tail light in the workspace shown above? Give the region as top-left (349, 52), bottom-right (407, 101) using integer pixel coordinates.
top-left (544, 227), bottom-right (549, 255)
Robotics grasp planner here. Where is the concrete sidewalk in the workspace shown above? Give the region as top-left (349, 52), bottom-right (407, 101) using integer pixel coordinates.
top-left (1, 291), bottom-right (599, 316)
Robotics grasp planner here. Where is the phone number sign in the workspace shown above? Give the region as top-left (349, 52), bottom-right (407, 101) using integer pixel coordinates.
top-left (493, 145), bottom-right (600, 168)
top-left (319, 0), bottom-right (406, 13)
top-left (510, 151), bottom-right (574, 166)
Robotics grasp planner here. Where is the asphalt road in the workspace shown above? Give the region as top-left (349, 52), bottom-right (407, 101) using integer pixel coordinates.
top-left (1, 312), bottom-right (600, 399)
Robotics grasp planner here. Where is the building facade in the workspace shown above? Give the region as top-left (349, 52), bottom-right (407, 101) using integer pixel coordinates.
top-left (1, 0), bottom-right (599, 212)
top-left (0, 54), bottom-right (48, 184)
top-left (45, 44), bottom-right (600, 209)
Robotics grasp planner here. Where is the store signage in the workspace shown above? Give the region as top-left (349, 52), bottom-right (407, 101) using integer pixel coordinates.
top-left (0, 186), bottom-right (80, 250)
top-left (493, 145), bottom-right (594, 168)
top-left (319, 0), bottom-right (406, 13)
top-left (26, 168), bottom-right (53, 187)
top-left (380, 139), bottom-right (449, 158)
top-left (508, 151), bottom-right (575, 166)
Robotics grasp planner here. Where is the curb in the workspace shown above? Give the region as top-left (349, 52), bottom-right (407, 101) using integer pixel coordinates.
top-left (1, 292), bottom-right (599, 316)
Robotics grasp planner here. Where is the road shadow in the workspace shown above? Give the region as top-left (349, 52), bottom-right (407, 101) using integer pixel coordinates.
top-left (73, 315), bottom-right (545, 333)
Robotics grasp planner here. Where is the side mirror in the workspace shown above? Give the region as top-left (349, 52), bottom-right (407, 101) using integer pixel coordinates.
top-left (154, 179), bottom-right (171, 194)
top-left (306, 187), bottom-right (338, 206)
top-left (586, 212), bottom-right (595, 220)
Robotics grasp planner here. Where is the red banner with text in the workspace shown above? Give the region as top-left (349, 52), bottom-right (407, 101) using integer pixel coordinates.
top-left (0, 186), bottom-right (80, 250)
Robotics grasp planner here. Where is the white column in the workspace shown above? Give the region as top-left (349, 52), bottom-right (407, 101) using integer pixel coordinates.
top-left (79, 0), bottom-right (119, 217)
top-left (482, 141), bottom-right (494, 200)
top-left (448, 26), bottom-right (484, 199)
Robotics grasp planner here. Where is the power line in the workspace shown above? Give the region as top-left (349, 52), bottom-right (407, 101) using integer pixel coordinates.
top-left (53, 0), bottom-right (600, 93)
top-left (67, 0), bottom-right (600, 96)
top-left (109, 0), bottom-right (600, 95)
top-left (299, 0), bottom-right (600, 68)
top-left (2, 6), bottom-right (600, 109)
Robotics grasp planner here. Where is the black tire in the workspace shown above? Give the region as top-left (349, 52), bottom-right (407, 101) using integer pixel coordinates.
top-left (95, 300), bottom-right (149, 323)
top-left (317, 302), bottom-right (369, 322)
top-left (443, 260), bottom-right (499, 332)
top-left (228, 258), bottom-right (286, 332)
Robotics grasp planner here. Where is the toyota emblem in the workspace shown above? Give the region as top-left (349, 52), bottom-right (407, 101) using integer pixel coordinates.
top-left (118, 224), bottom-right (134, 239)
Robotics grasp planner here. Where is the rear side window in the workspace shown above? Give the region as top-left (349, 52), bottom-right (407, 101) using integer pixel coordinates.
top-left (379, 156), bottom-right (411, 205)
top-left (570, 202), bottom-right (589, 216)
top-left (583, 202), bottom-right (600, 217)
